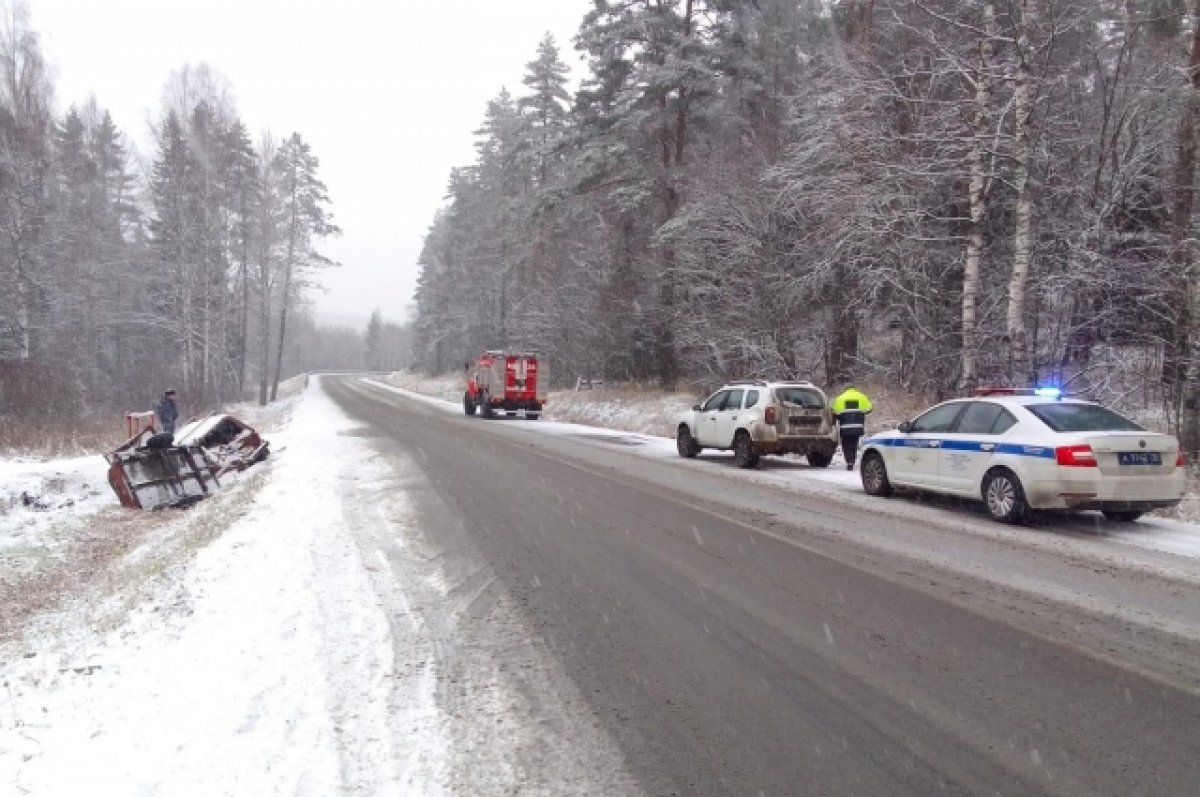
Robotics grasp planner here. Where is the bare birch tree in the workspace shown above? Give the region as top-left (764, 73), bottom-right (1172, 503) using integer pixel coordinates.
top-left (1005, 0), bottom-right (1040, 383)
top-left (961, 1), bottom-right (998, 390)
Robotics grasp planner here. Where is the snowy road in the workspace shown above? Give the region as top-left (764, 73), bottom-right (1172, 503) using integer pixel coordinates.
top-left (6, 375), bottom-right (1200, 795)
top-left (327, 376), bottom-right (1200, 796)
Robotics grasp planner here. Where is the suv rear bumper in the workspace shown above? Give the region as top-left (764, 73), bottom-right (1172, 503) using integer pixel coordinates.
top-left (756, 439), bottom-right (837, 456)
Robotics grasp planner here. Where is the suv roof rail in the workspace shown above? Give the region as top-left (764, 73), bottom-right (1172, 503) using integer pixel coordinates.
top-left (727, 379), bottom-right (769, 387)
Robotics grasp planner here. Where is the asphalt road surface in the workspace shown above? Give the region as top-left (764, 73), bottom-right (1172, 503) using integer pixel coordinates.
top-left (324, 376), bottom-right (1200, 797)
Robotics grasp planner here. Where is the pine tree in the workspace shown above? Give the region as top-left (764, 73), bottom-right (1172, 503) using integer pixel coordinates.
top-left (364, 309), bottom-right (383, 370)
top-left (519, 32), bottom-right (571, 188)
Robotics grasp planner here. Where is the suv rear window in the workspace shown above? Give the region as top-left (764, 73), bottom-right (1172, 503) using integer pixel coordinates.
top-left (775, 387), bottom-right (824, 409)
top-left (1026, 403), bottom-right (1144, 433)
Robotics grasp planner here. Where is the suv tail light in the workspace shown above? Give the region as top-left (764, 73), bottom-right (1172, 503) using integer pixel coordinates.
top-left (1055, 444), bottom-right (1097, 467)
top-left (1177, 450), bottom-right (1187, 468)
top-left (765, 406), bottom-right (778, 425)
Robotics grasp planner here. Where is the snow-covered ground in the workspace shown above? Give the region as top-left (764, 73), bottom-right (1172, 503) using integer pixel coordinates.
top-left (1, 384), bottom-right (398, 794)
top-left (0, 379), bottom-right (641, 796)
top-left (0, 455), bottom-right (110, 563)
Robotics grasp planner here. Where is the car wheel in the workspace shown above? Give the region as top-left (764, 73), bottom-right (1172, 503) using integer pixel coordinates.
top-left (1102, 509), bottom-right (1144, 522)
top-left (861, 452), bottom-right (893, 497)
top-left (463, 393), bottom-right (476, 416)
top-left (676, 425), bottom-right (701, 458)
top-left (733, 431), bottom-right (759, 469)
top-left (806, 449), bottom-right (833, 468)
top-left (983, 469), bottom-right (1029, 524)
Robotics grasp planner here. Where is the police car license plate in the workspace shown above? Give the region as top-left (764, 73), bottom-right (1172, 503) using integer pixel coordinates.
top-left (1118, 452), bottom-right (1161, 466)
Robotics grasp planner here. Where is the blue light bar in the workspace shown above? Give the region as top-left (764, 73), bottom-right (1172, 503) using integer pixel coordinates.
top-left (1034, 386), bottom-right (1061, 399)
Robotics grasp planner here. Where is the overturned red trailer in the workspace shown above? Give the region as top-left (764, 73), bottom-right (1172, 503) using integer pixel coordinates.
top-left (104, 414), bottom-right (270, 510)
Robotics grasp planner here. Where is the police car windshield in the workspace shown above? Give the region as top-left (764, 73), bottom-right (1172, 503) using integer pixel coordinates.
top-left (1026, 403), bottom-right (1144, 433)
top-left (776, 387), bottom-right (824, 409)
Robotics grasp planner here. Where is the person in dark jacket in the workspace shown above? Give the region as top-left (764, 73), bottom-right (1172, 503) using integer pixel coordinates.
top-left (832, 385), bottom-right (873, 471)
top-left (156, 389), bottom-right (179, 435)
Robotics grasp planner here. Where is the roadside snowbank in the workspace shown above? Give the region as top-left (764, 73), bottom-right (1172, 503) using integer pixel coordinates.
top-left (384, 371), bottom-right (697, 437)
top-left (0, 456), bottom-right (109, 559)
top-left (0, 382), bottom-right (405, 795)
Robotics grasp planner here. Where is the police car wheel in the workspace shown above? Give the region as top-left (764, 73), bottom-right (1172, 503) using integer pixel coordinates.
top-left (861, 452), bottom-right (893, 496)
top-left (983, 469), bottom-right (1029, 524)
top-left (1101, 509), bottom-right (1143, 523)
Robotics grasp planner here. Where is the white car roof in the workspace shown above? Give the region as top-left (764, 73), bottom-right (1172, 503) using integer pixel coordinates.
top-left (717, 381), bottom-right (820, 390)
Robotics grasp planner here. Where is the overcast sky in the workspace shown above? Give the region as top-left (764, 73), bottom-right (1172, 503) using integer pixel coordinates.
top-left (32, 0), bottom-right (594, 328)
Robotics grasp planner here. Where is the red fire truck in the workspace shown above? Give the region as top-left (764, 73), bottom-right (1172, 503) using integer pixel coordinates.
top-left (464, 350), bottom-right (547, 419)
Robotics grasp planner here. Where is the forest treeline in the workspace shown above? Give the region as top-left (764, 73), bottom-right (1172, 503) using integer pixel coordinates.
top-left (0, 2), bottom-right (344, 420)
top-left (411, 0), bottom-right (1200, 453)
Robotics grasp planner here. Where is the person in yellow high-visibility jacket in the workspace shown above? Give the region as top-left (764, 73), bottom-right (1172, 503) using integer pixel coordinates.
top-left (832, 386), bottom-right (873, 471)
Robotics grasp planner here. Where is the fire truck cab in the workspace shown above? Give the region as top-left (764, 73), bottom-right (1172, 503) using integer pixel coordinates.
top-left (464, 350), bottom-right (547, 419)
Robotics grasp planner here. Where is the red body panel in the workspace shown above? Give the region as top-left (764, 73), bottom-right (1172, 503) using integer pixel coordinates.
top-left (465, 352), bottom-right (547, 410)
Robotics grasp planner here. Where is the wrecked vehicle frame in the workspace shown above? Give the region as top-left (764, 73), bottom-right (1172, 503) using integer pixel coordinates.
top-left (104, 414), bottom-right (270, 510)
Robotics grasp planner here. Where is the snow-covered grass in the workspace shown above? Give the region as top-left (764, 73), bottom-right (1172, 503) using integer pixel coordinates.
top-left (0, 381), bottom-right (403, 795)
top-left (385, 371), bottom-right (699, 438)
top-left (540, 384), bottom-right (697, 437)
top-left (0, 378), bottom-right (308, 648)
top-left (1170, 470), bottom-right (1200, 524)
top-left (0, 373), bottom-right (308, 463)
top-left (384, 370), bottom-right (463, 401)
top-left (0, 417), bottom-right (123, 461)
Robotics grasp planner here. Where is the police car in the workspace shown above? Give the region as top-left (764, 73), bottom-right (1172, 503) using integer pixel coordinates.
top-left (858, 388), bottom-right (1187, 524)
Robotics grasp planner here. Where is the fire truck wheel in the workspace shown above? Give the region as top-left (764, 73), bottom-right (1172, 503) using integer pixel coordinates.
top-left (526, 413), bottom-right (540, 420)
top-left (463, 393), bottom-right (476, 416)
top-left (482, 400), bottom-right (494, 418)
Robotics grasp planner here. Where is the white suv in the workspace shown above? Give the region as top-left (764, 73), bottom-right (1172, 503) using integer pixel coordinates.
top-left (676, 381), bottom-right (839, 468)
